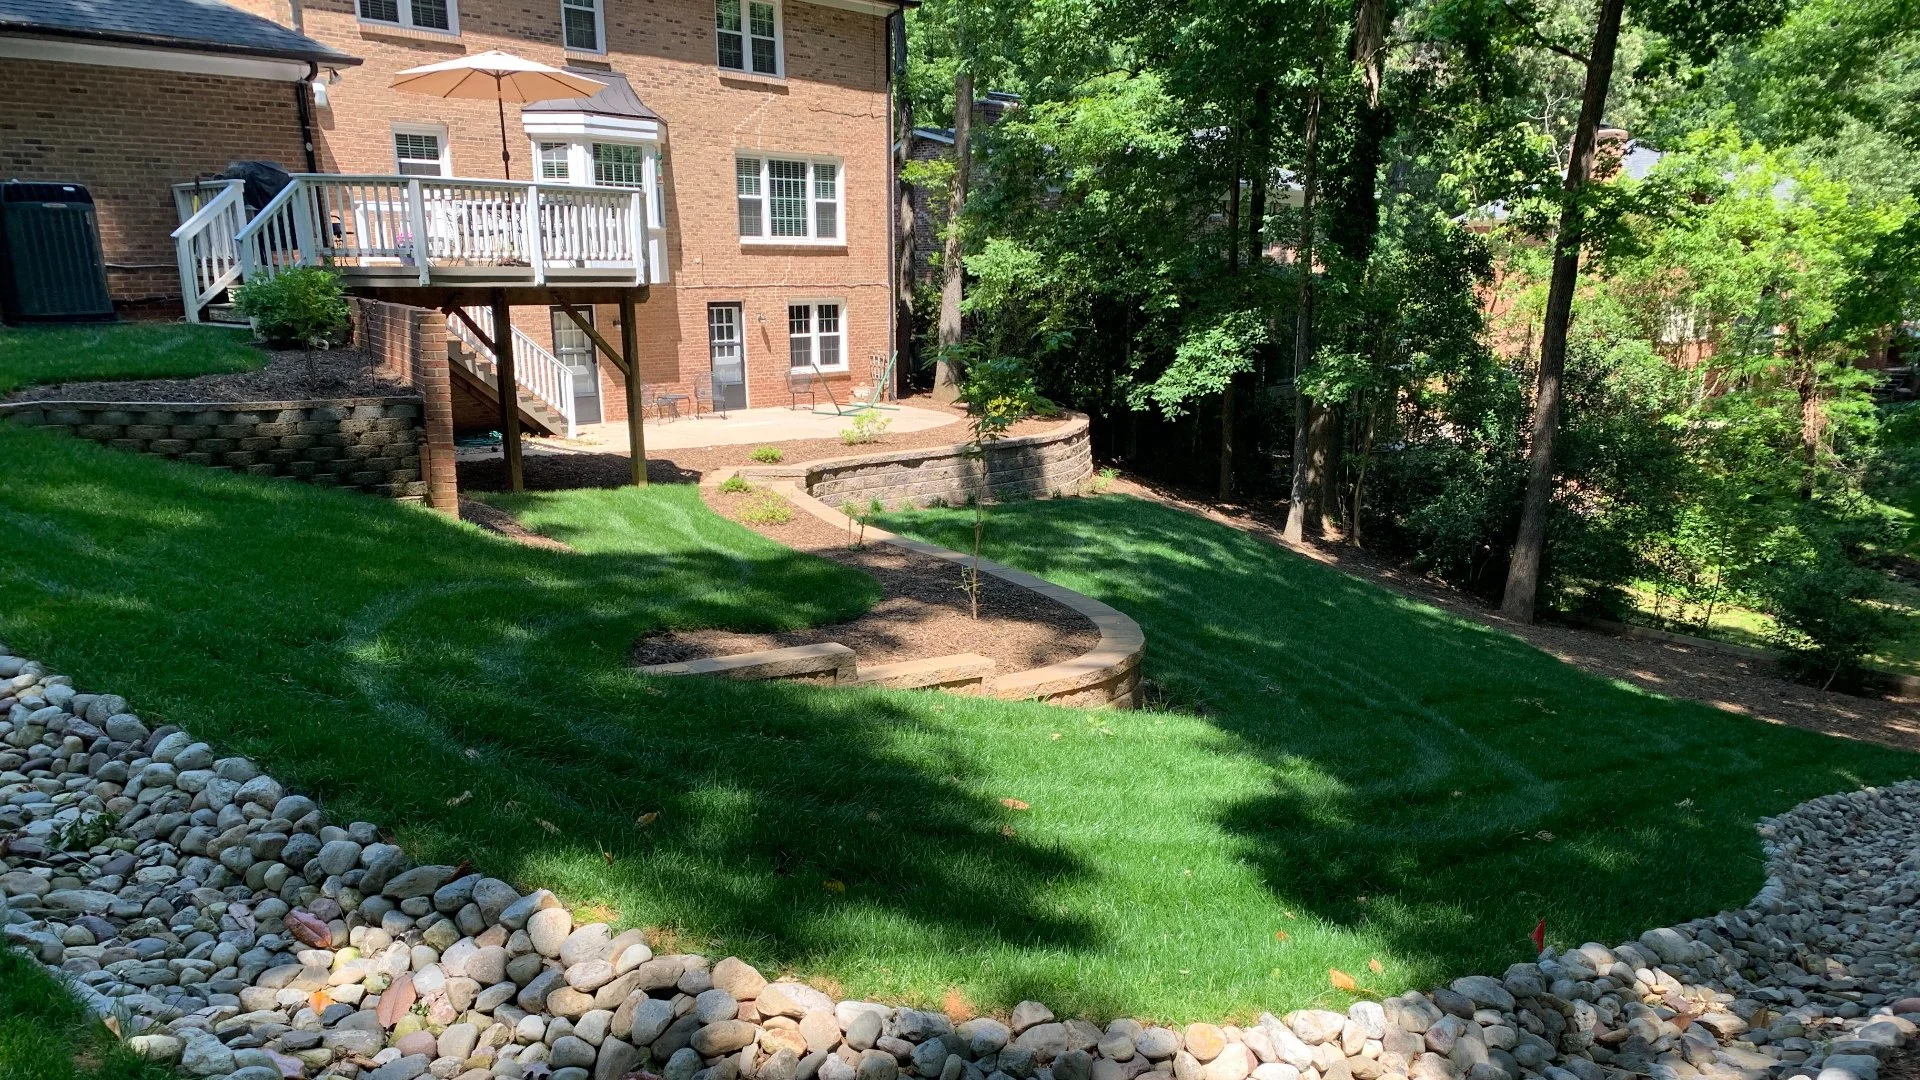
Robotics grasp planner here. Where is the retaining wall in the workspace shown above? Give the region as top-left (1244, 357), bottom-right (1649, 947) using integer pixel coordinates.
top-left (767, 415), bottom-right (1095, 508)
top-left (1, 398), bottom-right (430, 499)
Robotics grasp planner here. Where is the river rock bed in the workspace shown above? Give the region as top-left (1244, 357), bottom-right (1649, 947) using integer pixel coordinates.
top-left (3, 642), bottom-right (1918, 1080)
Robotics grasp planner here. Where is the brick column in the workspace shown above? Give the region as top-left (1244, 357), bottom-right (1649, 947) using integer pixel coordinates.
top-left (410, 306), bottom-right (460, 514)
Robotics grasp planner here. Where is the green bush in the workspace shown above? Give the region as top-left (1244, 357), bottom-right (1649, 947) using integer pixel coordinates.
top-left (962, 354), bottom-right (1054, 442)
top-left (232, 268), bottom-right (348, 351)
top-left (841, 411), bottom-right (892, 445)
top-left (748, 446), bottom-right (784, 464)
top-left (718, 475), bottom-right (752, 494)
top-left (1751, 513), bottom-right (1901, 688)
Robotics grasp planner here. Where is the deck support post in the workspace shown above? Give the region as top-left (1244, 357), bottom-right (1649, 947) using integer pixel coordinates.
top-left (620, 290), bottom-right (647, 487)
top-left (490, 289), bottom-right (524, 492)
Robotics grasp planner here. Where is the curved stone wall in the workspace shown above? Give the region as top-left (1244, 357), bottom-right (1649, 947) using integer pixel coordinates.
top-left (747, 415), bottom-right (1095, 509)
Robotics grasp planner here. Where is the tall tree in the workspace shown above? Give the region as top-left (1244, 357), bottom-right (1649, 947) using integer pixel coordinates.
top-left (936, 67), bottom-right (974, 403)
top-left (1499, 0), bottom-right (1626, 621)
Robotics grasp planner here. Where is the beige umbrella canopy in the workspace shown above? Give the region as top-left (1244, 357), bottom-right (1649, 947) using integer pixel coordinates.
top-left (391, 51), bottom-right (605, 178)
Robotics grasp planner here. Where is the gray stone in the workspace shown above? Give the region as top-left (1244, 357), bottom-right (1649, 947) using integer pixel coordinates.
top-left (384, 864), bottom-right (457, 899)
top-left (1011, 1002), bottom-right (1055, 1036)
top-left (530, 907), bottom-right (574, 958)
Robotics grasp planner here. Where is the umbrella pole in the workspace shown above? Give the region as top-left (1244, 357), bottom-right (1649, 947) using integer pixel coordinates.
top-left (497, 88), bottom-right (512, 179)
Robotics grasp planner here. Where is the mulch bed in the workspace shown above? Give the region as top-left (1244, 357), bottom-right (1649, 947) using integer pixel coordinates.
top-left (630, 481), bottom-right (1101, 673)
top-left (5, 346), bottom-right (412, 404)
top-left (458, 499), bottom-right (574, 552)
top-left (1113, 474), bottom-right (1920, 753)
top-left (458, 400), bottom-right (1071, 491)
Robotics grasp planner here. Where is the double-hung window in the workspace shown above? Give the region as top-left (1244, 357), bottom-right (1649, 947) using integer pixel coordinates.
top-left (716, 0), bottom-right (781, 76)
top-left (538, 142), bottom-right (571, 181)
top-left (788, 302), bottom-right (845, 372)
top-left (592, 143), bottom-right (644, 188)
top-left (394, 128), bottom-right (449, 177)
top-left (562, 0), bottom-right (603, 52)
top-left (736, 156), bottom-right (840, 243)
top-left (358, 0), bottom-right (454, 32)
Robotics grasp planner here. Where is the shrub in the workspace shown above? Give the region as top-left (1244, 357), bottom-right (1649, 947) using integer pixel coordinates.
top-left (718, 475), bottom-right (752, 494)
top-left (231, 267), bottom-right (348, 383)
top-left (841, 411), bottom-right (892, 445)
top-left (741, 496), bottom-right (794, 525)
top-left (749, 446), bottom-right (784, 464)
top-left (963, 355), bottom-right (1054, 438)
top-left (1750, 513), bottom-right (1901, 688)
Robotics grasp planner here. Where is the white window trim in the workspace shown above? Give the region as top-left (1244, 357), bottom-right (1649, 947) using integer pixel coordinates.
top-left (561, 0), bottom-right (606, 54)
top-left (716, 0), bottom-right (784, 79)
top-left (357, 0), bottom-right (460, 36)
top-left (787, 299), bottom-right (849, 373)
top-left (736, 153), bottom-right (844, 246)
top-left (392, 123), bottom-right (452, 177)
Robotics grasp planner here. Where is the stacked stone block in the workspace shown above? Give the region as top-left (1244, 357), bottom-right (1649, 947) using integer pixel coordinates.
top-left (802, 418), bottom-right (1095, 510)
top-left (2, 398), bottom-right (429, 500)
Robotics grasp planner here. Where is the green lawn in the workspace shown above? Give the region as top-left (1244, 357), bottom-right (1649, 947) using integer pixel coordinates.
top-left (2, 425), bottom-right (1915, 1023)
top-left (0, 322), bottom-right (265, 393)
top-left (0, 947), bottom-right (174, 1080)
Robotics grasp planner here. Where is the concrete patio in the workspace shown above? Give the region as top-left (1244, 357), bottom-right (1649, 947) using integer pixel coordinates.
top-left (454, 403), bottom-right (964, 461)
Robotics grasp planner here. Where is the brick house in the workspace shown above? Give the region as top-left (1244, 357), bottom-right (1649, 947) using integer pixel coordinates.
top-left (227, 0), bottom-right (912, 426)
top-left (0, 0), bottom-right (360, 310)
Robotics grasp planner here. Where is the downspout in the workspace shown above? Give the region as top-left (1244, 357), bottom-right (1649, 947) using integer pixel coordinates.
top-left (296, 61), bottom-right (319, 173)
top-left (885, 8), bottom-right (900, 398)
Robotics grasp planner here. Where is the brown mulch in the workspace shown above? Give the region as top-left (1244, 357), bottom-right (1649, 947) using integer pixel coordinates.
top-left (458, 498), bottom-right (574, 552)
top-left (629, 482), bottom-right (1101, 673)
top-left (1111, 475), bottom-right (1920, 753)
top-left (458, 399), bottom-right (1071, 492)
top-left (6, 346), bottom-right (413, 404)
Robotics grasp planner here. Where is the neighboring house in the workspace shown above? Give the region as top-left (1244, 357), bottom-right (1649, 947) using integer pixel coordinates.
top-left (902, 90), bottom-right (1018, 288)
top-left (232, 0), bottom-right (911, 424)
top-left (0, 0), bottom-right (360, 309)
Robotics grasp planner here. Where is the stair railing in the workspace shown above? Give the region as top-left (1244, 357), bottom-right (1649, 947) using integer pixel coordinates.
top-left (446, 307), bottom-right (578, 438)
top-left (169, 181), bottom-right (249, 323)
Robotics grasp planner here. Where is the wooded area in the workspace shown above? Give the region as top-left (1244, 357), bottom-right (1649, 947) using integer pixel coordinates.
top-left (903, 0), bottom-right (1920, 685)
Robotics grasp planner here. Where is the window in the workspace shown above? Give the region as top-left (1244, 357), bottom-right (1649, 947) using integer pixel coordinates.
top-left (716, 0), bottom-right (780, 76)
top-left (592, 143), bottom-right (643, 188)
top-left (788, 302), bottom-right (845, 371)
top-left (562, 0), bottom-right (602, 52)
top-left (358, 0), bottom-right (454, 32)
top-left (735, 156), bottom-right (841, 243)
top-left (539, 142), bottom-right (571, 181)
top-left (393, 128), bottom-right (449, 177)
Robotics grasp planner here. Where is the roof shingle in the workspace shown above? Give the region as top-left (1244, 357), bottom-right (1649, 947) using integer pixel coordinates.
top-left (0, 0), bottom-right (358, 65)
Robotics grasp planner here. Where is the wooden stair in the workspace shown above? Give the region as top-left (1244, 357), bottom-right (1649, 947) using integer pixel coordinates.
top-left (446, 335), bottom-right (569, 438)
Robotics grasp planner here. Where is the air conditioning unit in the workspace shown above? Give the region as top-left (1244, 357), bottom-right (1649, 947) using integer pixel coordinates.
top-left (0, 181), bottom-right (115, 324)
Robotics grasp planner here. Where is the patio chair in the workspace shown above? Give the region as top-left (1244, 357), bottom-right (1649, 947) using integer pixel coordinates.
top-left (694, 376), bottom-right (728, 419)
top-left (787, 371), bottom-right (818, 411)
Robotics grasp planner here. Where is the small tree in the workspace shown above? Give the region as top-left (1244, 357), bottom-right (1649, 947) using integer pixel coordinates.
top-left (232, 267), bottom-right (349, 386)
top-left (958, 355), bottom-right (1050, 618)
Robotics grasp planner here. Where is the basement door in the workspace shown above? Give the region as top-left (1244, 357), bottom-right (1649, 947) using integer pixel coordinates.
top-left (550, 307), bottom-right (603, 425)
top-left (707, 303), bottom-right (748, 410)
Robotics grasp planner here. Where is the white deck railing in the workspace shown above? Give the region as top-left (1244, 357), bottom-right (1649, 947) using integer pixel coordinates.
top-left (233, 174), bottom-right (655, 287)
top-left (170, 180), bottom-right (249, 323)
top-left (447, 306), bottom-right (579, 438)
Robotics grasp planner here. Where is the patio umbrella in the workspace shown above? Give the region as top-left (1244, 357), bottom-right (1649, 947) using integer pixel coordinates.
top-left (391, 51), bottom-right (605, 179)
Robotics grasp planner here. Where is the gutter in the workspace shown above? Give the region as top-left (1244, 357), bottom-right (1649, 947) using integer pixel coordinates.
top-left (297, 61), bottom-right (319, 172)
top-left (0, 21), bottom-right (361, 67)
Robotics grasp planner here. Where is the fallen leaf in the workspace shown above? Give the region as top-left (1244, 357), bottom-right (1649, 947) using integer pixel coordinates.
top-left (636, 812), bottom-right (659, 828)
top-left (1283, 910), bottom-right (1297, 919)
top-left (1329, 968), bottom-right (1358, 992)
top-left (601, 849), bottom-right (614, 865)
top-left (537, 818), bottom-right (560, 835)
top-left (823, 879), bottom-right (845, 894)
top-left (462, 748), bottom-right (480, 760)
top-left (1000, 798), bottom-right (1031, 811)
top-left (102, 1015), bottom-right (120, 1038)
top-left (285, 909), bottom-right (331, 949)
top-left (309, 990), bottom-right (333, 1013)
top-left (1368, 958), bottom-right (1384, 974)
top-left (999, 824), bottom-right (1017, 838)
top-left (1049, 733), bottom-right (1062, 741)
top-left (447, 790), bottom-right (473, 807)
top-left (1531, 918), bottom-right (1547, 953)
top-left (376, 972), bottom-right (416, 1028)
top-left (1274, 930), bottom-right (1290, 942)
top-left (865, 810), bottom-right (882, 822)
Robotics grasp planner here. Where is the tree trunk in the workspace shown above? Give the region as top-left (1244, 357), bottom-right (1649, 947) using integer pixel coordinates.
top-left (893, 15), bottom-right (916, 400)
top-left (1247, 85), bottom-right (1271, 261)
top-left (1306, 401), bottom-right (1341, 533)
top-left (1498, 0), bottom-right (1625, 623)
top-left (1350, 400), bottom-right (1377, 546)
top-left (1221, 155), bottom-right (1242, 500)
top-left (1281, 71), bottom-right (1325, 544)
top-left (1795, 349), bottom-right (1820, 500)
top-left (933, 69), bottom-right (973, 405)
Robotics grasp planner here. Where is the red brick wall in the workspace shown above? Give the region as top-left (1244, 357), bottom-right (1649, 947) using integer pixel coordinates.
top-left (286, 0), bottom-right (893, 414)
top-left (350, 297), bottom-right (459, 511)
top-left (0, 58), bottom-right (307, 306)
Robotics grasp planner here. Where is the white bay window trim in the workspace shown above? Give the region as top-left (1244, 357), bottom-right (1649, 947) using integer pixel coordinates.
top-left (521, 120), bottom-right (669, 281)
top-left (736, 154), bottom-right (842, 245)
top-left (357, 0), bottom-right (458, 34)
top-left (787, 300), bottom-right (847, 373)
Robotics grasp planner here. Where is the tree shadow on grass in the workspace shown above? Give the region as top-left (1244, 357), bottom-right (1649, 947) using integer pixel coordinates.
top-left (0, 427), bottom-right (1097, 992)
top-left (879, 494), bottom-right (1920, 991)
